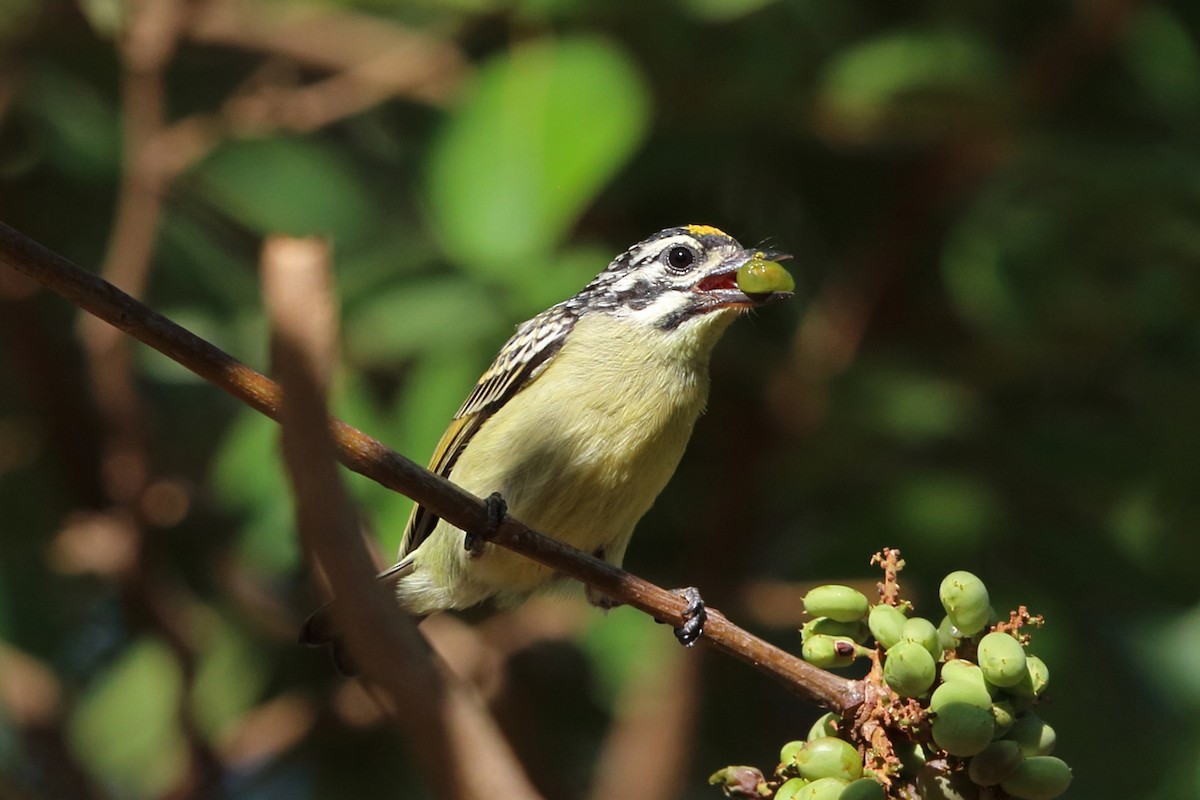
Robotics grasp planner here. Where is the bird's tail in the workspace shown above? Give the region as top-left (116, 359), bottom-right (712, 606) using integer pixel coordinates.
top-left (298, 558), bottom-right (416, 675)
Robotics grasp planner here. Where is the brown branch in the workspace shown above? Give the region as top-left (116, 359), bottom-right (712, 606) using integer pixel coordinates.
top-left (69, 3), bottom-right (226, 796)
top-left (188, 0), bottom-right (467, 108)
top-left (262, 235), bottom-right (541, 800)
top-left (0, 220), bottom-right (863, 715)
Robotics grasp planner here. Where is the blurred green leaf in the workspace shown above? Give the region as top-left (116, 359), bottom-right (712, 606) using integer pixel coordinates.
top-left (577, 606), bottom-right (676, 708)
top-left (77, 0), bottom-right (124, 38)
top-left (852, 367), bottom-right (978, 443)
top-left (1107, 486), bottom-right (1164, 571)
top-left (887, 472), bottom-right (997, 553)
top-left (192, 136), bottom-right (378, 244)
top-left (814, 28), bottom-right (1003, 143)
top-left (343, 277), bottom-right (505, 367)
top-left (22, 61), bottom-right (119, 178)
top-left (1133, 603), bottom-right (1200, 712)
top-left (681, 0), bottom-right (779, 22)
top-left (210, 409), bottom-right (298, 576)
top-left (941, 216), bottom-right (1029, 336)
top-left (504, 243), bottom-right (613, 318)
top-left (427, 37), bottom-right (650, 277)
top-left (68, 639), bottom-right (189, 799)
top-left (0, 0), bottom-right (38, 38)
top-left (191, 617), bottom-right (270, 742)
top-left (1122, 6), bottom-right (1200, 117)
top-left (336, 374), bottom-right (415, 554)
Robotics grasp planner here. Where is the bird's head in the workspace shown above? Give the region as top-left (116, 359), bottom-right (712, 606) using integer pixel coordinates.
top-left (575, 225), bottom-right (794, 331)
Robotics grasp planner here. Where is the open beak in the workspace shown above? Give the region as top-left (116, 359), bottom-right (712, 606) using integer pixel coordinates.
top-left (694, 247), bottom-right (795, 309)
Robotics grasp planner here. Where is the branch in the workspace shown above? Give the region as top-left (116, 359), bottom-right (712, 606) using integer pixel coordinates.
top-left (262, 235), bottom-right (541, 800)
top-left (0, 221), bottom-right (863, 715)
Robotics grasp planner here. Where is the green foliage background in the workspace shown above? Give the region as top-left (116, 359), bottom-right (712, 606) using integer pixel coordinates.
top-left (1, 0), bottom-right (1198, 798)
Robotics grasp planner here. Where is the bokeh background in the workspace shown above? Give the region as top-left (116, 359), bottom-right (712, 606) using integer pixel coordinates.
top-left (1, 0), bottom-right (1198, 798)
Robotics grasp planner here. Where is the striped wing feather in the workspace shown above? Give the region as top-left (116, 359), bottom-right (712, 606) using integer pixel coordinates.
top-left (396, 307), bottom-right (577, 560)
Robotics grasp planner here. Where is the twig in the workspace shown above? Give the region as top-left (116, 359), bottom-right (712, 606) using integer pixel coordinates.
top-left (263, 235), bottom-right (541, 800)
top-left (188, 0), bottom-right (467, 108)
top-left (0, 221), bottom-right (864, 714)
top-left (73, 2), bottom-right (225, 796)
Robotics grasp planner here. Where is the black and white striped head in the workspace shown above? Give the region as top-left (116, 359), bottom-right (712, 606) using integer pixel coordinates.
top-left (567, 225), bottom-right (792, 330)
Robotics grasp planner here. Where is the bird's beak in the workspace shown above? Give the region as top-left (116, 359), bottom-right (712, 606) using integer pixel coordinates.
top-left (694, 248), bottom-right (795, 309)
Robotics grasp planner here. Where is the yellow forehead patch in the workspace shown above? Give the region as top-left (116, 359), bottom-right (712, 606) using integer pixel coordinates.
top-left (685, 224), bottom-right (729, 238)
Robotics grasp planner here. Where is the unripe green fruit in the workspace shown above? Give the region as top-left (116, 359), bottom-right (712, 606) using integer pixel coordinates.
top-left (930, 678), bottom-right (992, 712)
top-left (931, 703), bottom-right (995, 756)
top-left (838, 778), bottom-right (884, 800)
top-left (991, 700), bottom-right (1016, 738)
top-left (967, 740), bottom-right (1023, 786)
top-left (999, 756), bottom-right (1072, 800)
top-left (940, 659), bottom-right (986, 690)
top-left (937, 615), bottom-right (962, 652)
top-left (939, 571), bottom-right (990, 635)
top-left (796, 737), bottom-right (863, 782)
top-left (808, 712), bottom-right (841, 742)
top-left (901, 617), bottom-right (942, 659)
top-left (883, 640), bottom-right (936, 697)
top-left (803, 616), bottom-right (870, 644)
top-left (775, 777), bottom-right (810, 800)
top-left (781, 740), bottom-right (806, 768)
top-left (796, 777), bottom-right (849, 800)
top-left (893, 740), bottom-right (927, 777)
top-left (802, 634), bottom-right (857, 669)
top-left (803, 585), bottom-right (870, 623)
top-left (737, 255), bottom-right (795, 295)
top-left (1025, 655), bottom-right (1049, 696)
top-left (916, 766), bottom-right (978, 800)
top-left (977, 632), bottom-right (1027, 687)
top-left (868, 604), bottom-right (907, 649)
top-left (1007, 714), bottom-right (1056, 756)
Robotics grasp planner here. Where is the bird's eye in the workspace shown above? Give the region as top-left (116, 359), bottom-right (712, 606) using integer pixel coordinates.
top-left (665, 245), bottom-right (696, 273)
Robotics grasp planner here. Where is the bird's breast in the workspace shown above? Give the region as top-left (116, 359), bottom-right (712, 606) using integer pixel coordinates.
top-left (451, 312), bottom-right (732, 550)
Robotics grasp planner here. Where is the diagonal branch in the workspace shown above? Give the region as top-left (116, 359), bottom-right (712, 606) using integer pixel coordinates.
top-left (0, 221), bottom-right (863, 715)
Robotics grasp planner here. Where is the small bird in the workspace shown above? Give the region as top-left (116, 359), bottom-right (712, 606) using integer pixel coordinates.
top-left (302, 225), bottom-right (792, 658)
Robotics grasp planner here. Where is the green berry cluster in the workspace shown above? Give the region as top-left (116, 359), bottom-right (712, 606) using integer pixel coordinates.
top-left (713, 555), bottom-right (1071, 800)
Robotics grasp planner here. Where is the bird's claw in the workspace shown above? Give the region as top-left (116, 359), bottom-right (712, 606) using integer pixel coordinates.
top-left (465, 491), bottom-right (507, 556)
top-left (671, 586), bottom-right (707, 647)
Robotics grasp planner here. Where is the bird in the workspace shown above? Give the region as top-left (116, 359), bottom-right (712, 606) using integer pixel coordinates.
top-left (301, 224), bottom-right (792, 662)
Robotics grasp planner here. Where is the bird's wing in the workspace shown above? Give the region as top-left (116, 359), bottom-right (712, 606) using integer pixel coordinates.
top-left (396, 305), bottom-right (578, 560)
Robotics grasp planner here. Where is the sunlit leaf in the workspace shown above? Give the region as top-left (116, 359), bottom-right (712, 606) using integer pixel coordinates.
top-left (427, 37), bottom-right (649, 279)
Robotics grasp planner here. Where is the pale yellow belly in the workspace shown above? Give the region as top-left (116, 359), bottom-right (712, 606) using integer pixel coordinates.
top-left (394, 311), bottom-right (732, 614)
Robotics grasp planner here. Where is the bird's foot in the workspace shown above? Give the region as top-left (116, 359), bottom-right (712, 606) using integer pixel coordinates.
top-left (464, 491), bottom-right (507, 557)
top-left (670, 586), bottom-right (707, 647)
